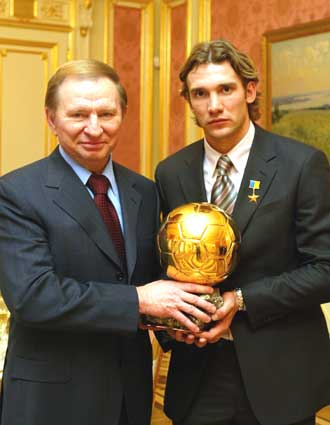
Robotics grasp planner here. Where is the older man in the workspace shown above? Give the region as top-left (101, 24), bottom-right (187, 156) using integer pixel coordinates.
top-left (0, 59), bottom-right (215, 425)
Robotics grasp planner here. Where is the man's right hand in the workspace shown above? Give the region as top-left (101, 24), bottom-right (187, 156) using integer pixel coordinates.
top-left (166, 290), bottom-right (240, 346)
top-left (136, 280), bottom-right (216, 334)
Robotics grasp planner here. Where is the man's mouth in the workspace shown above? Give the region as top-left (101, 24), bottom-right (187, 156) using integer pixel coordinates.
top-left (208, 118), bottom-right (229, 125)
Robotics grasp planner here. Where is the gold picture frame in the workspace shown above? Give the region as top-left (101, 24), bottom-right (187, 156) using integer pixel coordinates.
top-left (262, 19), bottom-right (330, 156)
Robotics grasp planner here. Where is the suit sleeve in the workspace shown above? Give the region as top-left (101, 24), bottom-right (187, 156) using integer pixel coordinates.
top-left (243, 149), bottom-right (330, 329)
top-left (0, 177), bottom-right (141, 334)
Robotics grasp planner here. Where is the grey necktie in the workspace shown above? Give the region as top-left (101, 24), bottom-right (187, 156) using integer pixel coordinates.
top-left (211, 155), bottom-right (237, 215)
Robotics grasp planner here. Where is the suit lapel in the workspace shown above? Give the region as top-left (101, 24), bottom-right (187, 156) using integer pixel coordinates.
top-left (232, 126), bottom-right (278, 235)
top-left (178, 140), bottom-right (207, 202)
top-left (177, 135), bottom-right (278, 238)
top-left (45, 149), bottom-right (122, 269)
top-left (114, 163), bottom-right (142, 283)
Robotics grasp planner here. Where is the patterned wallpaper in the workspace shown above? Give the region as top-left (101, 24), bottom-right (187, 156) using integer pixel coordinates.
top-left (112, 5), bottom-right (141, 171)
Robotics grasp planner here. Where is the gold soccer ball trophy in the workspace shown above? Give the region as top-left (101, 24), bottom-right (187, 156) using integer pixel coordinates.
top-left (143, 202), bottom-right (241, 332)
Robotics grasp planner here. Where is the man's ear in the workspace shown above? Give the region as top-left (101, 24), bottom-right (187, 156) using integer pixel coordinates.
top-left (45, 108), bottom-right (57, 135)
top-left (245, 81), bottom-right (257, 104)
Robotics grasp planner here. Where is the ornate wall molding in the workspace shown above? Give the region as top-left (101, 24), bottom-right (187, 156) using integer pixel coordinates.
top-left (198, 0), bottom-right (210, 42)
top-left (0, 37), bottom-right (58, 176)
top-left (78, 0), bottom-right (92, 37)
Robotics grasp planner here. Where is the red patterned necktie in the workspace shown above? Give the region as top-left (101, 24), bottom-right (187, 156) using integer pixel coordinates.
top-left (211, 155), bottom-right (237, 215)
top-left (87, 174), bottom-right (126, 264)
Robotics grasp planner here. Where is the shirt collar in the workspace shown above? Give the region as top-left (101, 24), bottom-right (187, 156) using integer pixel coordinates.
top-left (204, 121), bottom-right (255, 177)
top-left (58, 146), bottom-right (118, 195)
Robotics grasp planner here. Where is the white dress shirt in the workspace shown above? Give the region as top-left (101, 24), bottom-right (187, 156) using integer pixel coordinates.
top-left (203, 121), bottom-right (255, 202)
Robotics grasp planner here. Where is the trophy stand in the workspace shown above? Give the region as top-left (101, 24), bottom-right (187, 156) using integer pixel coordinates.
top-left (142, 288), bottom-right (224, 332)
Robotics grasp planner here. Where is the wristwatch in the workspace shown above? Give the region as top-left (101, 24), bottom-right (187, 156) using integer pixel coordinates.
top-left (235, 288), bottom-right (246, 311)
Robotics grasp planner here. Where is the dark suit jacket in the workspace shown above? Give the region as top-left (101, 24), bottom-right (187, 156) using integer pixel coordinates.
top-left (155, 125), bottom-right (330, 425)
top-left (0, 148), bottom-right (160, 425)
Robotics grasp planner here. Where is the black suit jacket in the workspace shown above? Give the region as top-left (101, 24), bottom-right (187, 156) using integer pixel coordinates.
top-left (155, 125), bottom-right (330, 425)
top-left (0, 148), bottom-right (160, 425)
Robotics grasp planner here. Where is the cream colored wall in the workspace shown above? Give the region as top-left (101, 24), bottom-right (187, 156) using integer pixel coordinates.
top-left (0, 33), bottom-right (58, 174)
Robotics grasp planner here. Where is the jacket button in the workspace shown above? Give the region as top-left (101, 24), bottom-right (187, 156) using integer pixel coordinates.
top-left (116, 272), bottom-right (124, 281)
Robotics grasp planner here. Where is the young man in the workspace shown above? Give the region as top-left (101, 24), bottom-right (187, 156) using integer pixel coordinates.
top-left (0, 59), bottom-right (216, 425)
top-left (156, 40), bottom-right (330, 425)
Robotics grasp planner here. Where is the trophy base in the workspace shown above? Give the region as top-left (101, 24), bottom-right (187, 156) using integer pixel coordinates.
top-left (141, 288), bottom-right (223, 332)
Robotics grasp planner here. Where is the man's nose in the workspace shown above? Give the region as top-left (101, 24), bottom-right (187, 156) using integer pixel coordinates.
top-left (84, 114), bottom-right (103, 136)
top-left (208, 93), bottom-right (224, 113)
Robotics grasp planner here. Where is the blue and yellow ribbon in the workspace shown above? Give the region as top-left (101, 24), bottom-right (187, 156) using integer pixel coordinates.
top-left (248, 180), bottom-right (260, 203)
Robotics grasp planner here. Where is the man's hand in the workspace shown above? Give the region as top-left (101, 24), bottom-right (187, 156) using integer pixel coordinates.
top-left (136, 280), bottom-right (217, 334)
top-left (166, 290), bottom-right (240, 346)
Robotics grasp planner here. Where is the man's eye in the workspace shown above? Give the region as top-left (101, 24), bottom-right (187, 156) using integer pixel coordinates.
top-left (222, 86), bottom-right (232, 94)
top-left (71, 113), bottom-right (84, 118)
top-left (192, 90), bottom-right (206, 99)
top-left (99, 112), bottom-right (114, 118)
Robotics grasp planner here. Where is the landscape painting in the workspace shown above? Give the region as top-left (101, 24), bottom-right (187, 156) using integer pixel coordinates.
top-left (264, 21), bottom-right (330, 157)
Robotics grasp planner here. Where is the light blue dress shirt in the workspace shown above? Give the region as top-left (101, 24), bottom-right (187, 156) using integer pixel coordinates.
top-left (59, 146), bottom-right (124, 232)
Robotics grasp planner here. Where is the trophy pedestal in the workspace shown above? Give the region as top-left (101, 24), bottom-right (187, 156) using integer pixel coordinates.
top-left (141, 288), bottom-right (223, 332)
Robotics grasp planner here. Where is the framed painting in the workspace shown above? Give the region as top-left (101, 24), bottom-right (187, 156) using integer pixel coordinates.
top-left (263, 19), bottom-right (330, 157)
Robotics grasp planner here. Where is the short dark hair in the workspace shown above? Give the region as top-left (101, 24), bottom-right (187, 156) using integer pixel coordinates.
top-left (45, 59), bottom-right (127, 113)
top-left (179, 39), bottom-right (261, 121)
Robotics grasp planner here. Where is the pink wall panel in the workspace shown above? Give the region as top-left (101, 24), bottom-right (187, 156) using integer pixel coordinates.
top-left (211, 0), bottom-right (330, 125)
top-left (113, 6), bottom-right (141, 171)
top-left (169, 3), bottom-right (187, 154)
